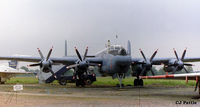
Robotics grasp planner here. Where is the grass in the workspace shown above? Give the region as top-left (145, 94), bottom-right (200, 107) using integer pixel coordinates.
top-left (93, 77), bottom-right (196, 87)
top-left (6, 77), bottom-right (38, 84)
top-left (143, 78), bottom-right (196, 87)
top-left (5, 76), bottom-right (197, 87)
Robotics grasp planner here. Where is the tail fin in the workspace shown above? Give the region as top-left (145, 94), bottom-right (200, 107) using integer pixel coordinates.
top-left (127, 40), bottom-right (131, 56)
top-left (9, 60), bottom-right (18, 69)
top-left (64, 40), bottom-right (67, 57)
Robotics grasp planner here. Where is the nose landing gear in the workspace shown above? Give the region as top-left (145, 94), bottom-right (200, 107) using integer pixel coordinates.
top-left (117, 73), bottom-right (125, 88)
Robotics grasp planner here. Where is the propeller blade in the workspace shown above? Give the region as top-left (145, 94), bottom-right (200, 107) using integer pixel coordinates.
top-left (150, 49), bottom-right (158, 62)
top-left (139, 49), bottom-right (147, 61)
top-left (49, 69), bottom-right (57, 79)
top-left (184, 63), bottom-right (193, 66)
top-left (181, 48), bottom-right (187, 60)
top-left (66, 64), bottom-right (79, 69)
top-left (46, 47), bottom-right (53, 61)
top-left (28, 63), bottom-right (41, 67)
top-left (133, 62), bottom-right (146, 65)
top-left (50, 70), bottom-right (57, 79)
top-left (83, 47), bottom-right (88, 60)
top-left (88, 63), bottom-right (101, 66)
top-left (168, 64), bottom-right (175, 67)
top-left (37, 48), bottom-right (44, 59)
top-left (183, 67), bottom-right (189, 73)
top-left (150, 69), bottom-right (155, 76)
top-left (75, 47), bottom-right (82, 61)
top-left (173, 48), bottom-right (179, 60)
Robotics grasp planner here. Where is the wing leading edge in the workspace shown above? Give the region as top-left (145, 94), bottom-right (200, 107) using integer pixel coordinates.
top-left (0, 56), bottom-right (103, 66)
top-left (132, 57), bottom-right (200, 65)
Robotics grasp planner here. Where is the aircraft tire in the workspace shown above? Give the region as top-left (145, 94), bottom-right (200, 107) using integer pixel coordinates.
top-left (134, 79), bottom-right (139, 86)
top-left (80, 80), bottom-right (85, 87)
top-left (76, 80), bottom-right (80, 87)
top-left (139, 79), bottom-right (143, 86)
top-left (85, 79), bottom-right (92, 85)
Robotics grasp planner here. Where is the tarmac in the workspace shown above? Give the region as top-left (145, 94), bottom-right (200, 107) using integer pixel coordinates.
top-left (0, 84), bottom-right (200, 107)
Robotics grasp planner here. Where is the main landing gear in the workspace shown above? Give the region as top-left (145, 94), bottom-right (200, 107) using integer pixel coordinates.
top-left (134, 78), bottom-right (143, 86)
top-left (76, 79), bottom-right (85, 87)
top-left (75, 73), bottom-right (96, 87)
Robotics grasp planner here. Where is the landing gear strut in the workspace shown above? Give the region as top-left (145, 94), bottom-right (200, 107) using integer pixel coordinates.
top-left (117, 73), bottom-right (125, 88)
top-left (75, 73), bottom-right (85, 87)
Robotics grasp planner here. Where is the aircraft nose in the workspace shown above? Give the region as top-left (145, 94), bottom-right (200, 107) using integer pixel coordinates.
top-left (115, 56), bottom-right (132, 65)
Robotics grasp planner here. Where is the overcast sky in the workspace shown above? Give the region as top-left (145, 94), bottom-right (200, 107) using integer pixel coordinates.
top-left (1, 0), bottom-right (200, 69)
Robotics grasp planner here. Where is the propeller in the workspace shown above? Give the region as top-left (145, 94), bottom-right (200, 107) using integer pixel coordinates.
top-left (170, 48), bottom-right (193, 73)
top-left (66, 47), bottom-right (100, 71)
top-left (139, 49), bottom-right (158, 76)
top-left (28, 47), bottom-right (57, 79)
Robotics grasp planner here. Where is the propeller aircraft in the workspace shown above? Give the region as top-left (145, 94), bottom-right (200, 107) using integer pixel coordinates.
top-left (0, 40), bottom-right (199, 88)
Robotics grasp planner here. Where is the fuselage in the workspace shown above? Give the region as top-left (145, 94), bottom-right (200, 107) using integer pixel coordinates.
top-left (95, 45), bottom-right (132, 76)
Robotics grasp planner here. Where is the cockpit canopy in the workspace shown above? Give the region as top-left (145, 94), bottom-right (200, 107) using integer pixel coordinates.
top-left (108, 45), bottom-right (127, 56)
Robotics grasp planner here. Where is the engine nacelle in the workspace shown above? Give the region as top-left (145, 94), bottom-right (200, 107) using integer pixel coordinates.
top-left (40, 60), bottom-right (53, 73)
top-left (164, 59), bottom-right (184, 72)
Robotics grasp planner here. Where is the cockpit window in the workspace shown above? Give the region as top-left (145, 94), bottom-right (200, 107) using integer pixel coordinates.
top-left (108, 45), bottom-right (127, 56)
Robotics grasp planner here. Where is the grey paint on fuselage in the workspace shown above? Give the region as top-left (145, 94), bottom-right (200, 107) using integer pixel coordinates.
top-left (95, 45), bottom-right (132, 76)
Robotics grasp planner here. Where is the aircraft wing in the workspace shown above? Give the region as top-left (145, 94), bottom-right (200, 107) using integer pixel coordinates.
top-left (0, 56), bottom-right (41, 62)
top-left (153, 57), bottom-right (200, 64)
top-left (140, 73), bottom-right (200, 80)
top-left (0, 56), bottom-right (103, 65)
top-left (0, 71), bottom-right (31, 74)
top-left (132, 57), bottom-right (200, 65)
